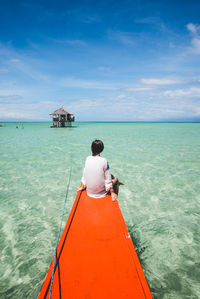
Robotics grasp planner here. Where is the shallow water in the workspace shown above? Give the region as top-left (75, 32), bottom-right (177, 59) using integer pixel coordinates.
top-left (0, 122), bottom-right (200, 298)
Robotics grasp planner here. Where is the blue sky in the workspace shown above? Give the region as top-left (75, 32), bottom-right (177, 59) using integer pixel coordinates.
top-left (0, 0), bottom-right (200, 121)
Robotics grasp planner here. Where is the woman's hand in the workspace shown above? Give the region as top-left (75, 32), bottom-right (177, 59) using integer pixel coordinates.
top-left (77, 183), bottom-right (85, 192)
top-left (111, 192), bottom-right (117, 201)
top-left (110, 187), bottom-right (117, 201)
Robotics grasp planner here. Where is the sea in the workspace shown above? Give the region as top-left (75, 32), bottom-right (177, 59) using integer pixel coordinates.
top-left (0, 122), bottom-right (200, 299)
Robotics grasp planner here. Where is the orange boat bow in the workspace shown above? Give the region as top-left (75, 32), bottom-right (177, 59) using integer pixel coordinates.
top-left (38, 190), bottom-right (152, 298)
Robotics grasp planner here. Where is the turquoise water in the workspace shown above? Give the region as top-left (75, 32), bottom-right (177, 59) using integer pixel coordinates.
top-left (0, 122), bottom-right (200, 298)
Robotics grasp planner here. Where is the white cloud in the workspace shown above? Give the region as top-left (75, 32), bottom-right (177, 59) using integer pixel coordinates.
top-left (186, 23), bottom-right (200, 54)
top-left (135, 17), bottom-right (159, 24)
top-left (107, 30), bottom-right (135, 45)
top-left (0, 43), bottom-right (51, 82)
top-left (98, 66), bottom-right (111, 72)
top-left (10, 58), bottom-right (20, 63)
top-left (0, 104), bottom-right (34, 120)
top-left (65, 39), bottom-right (87, 46)
top-left (7, 59), bottom-right (50, 82)
top-left (191, 38), bottom-right (200, 54)
top-left (0, 95), bottom-right (23, 103)
top-left (169, 42), bottom-right (175, 48)
top-left (0, 88), bottom-right (29, 98)
top-left (73, 98), bottom-right (103, 108)
top-left (187, 23), bottom-right (200, 35)
top-left (125, 87), bottom-right (153, 92)
top-left (59, 77), bottom-right (117, 90)
top-left (116, 94), bottom-right (126, 99)
top-left (0, 101), bottom-right (59, 120)
top-left (50, 38), bottom-right (87, 46)
top-left (0, 67), bottom-right (9, 73)
top-left (1, 92), bottom-right (200, 121)
top-left (164, 87), bottom-right (200, 98)
top-left (82, 15), bottom-right (100, 24)
top-left (140, 78), bottom-right (182, 85)
top-left (187, 23), bottom-right (198, 34)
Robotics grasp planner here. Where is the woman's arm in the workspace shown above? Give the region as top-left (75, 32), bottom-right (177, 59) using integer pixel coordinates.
top-left (77, 167), bottom-right (86, 192)
top-left (104, 161), bottom-right (117, 201)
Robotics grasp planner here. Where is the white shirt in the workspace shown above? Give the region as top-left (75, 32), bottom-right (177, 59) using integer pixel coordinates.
top-left (81, 155), bottom-right (113, 198)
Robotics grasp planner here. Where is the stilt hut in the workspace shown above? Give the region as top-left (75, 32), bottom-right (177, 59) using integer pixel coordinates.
top-left (50, 108), bottom-right (75, 128)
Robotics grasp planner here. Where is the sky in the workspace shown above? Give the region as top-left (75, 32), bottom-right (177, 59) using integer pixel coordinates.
top-left (0, 0), bottom-right (200, 121)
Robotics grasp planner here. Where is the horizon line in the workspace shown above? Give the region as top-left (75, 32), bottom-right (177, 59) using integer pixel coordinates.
top-left (1, 120), bottom-right (200, 123)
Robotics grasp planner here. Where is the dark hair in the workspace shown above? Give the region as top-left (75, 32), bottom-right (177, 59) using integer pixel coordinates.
top-left (91, 140), bottom-right (104, 155)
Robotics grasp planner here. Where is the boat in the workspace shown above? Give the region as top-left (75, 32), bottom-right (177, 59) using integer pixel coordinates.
top-left (38, 189), bottom-right (152, 298)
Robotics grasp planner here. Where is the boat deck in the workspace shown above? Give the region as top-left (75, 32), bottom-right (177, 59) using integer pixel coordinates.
top-left (38, 190), bottom-right (152, 298)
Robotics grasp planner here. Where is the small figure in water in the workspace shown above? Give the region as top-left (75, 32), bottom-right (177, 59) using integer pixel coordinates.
top-left (78, 139), bottom-right (123, 201)
top-left (16, 126), bottom-right (18, 128)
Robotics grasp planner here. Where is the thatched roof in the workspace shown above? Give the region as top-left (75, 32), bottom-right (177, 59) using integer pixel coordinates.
top-left (49, 108), bottom-right (73, 115)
